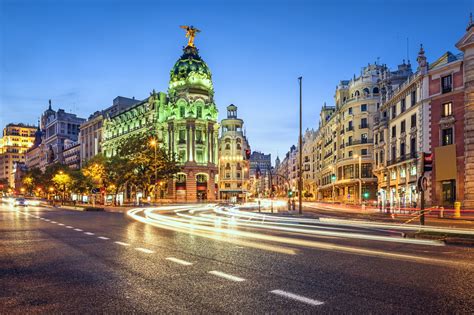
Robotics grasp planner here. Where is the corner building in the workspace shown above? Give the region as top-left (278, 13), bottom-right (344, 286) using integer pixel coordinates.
top-left (102, 44), bottom-right (219, 202)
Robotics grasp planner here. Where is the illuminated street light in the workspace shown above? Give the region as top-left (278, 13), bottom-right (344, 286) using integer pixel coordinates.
top-left (150, 138), bottom-right (158, 202)
top-left (354, 154), bottom-right (362, 205)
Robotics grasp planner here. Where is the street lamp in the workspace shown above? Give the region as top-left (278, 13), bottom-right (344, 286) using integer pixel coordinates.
top-left (329, 165), bottom-right (335, 203)
top-left (150, 138), bottom-right (158, 203)
top-left (354, 154), bottom-right (362, 205)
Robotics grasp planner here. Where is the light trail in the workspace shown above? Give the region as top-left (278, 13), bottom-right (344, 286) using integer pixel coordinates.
top-left (126, 207), bottom-right (474, 268)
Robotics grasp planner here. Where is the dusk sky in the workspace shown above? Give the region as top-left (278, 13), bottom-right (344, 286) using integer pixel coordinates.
top-left (1, 0), bottom-right (472, 162)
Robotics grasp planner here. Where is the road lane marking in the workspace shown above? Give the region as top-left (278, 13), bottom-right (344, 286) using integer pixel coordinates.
top-left (84, 232), bottom-right (95, 235)
top-left (135, 247), bottom-right (155, 254)
top-left (66, 226), bottom-right (73, 228)
top-left (50, 221), bottom-right (57, 223)
top-left (208, 271), bottom-right (245, 282)
top-left (57, 223), bottom-right (64, 226)
top-left (74, 228), bottom-right (83, 232)
top-left (166, 257), bottom-right (193, 266)
top-left (270, 290), bottom-right (324, 306)
top-left (97, 236), bottom-right (109, 240)
top-left (44, 219), bottom-right (50, 221)
top-left (115, 241), bottom-right (130, 246)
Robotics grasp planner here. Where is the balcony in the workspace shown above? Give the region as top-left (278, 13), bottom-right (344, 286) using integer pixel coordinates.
top-left (359, 124), bottom-right (369, 129)
top-left (346, 126), bottom-right (354, 132)
top-left (178, 139), bottom-right (186, 144)
top-left (387, 152), bottom-right (418, 166)
top-left (345, 139), bottom-right (373, 147)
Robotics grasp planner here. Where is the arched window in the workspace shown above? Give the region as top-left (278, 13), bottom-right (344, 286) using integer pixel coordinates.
top-left (236, 143), bottom-right (241, 150)
top-left (225, 144), bottom-right (230, 150)
top-left (363, 88), bottom-right (370, 95)
top-left (225, 163), bottom-right (231, 169)
top-left (354, 90), bottom-right (360, 97)
top-left (373, 87), bottom-right (379, 94)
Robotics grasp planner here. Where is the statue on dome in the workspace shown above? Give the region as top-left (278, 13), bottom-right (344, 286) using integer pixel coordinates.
top-left (180, 25), bottom-right (200, 47)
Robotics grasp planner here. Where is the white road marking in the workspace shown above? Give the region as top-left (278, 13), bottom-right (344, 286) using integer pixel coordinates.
top-left (114, 241), bottom-right (130, 246)
top-left (166, 257), bottom-right (193, 266)
top-left (44, 219), bottom-right (50, 221)
top-left (74, 228), bottom-right (83, 232)
top-left (97, 236), bottom-right (109, 240)
top-left (57, 223), bottom-right (64, 226)
top-left (208, 271), bottom-right (245, 282)
top-left (135, 247), bottom-right (155, 254)
top-left (84, 232), bottom-right (95, 235)
top-left (66, 226), bottom-right (73, 228)
top-left (270, 290), bottom-right (324, 306)
top-left (51, 221), bottom-right (57, 223)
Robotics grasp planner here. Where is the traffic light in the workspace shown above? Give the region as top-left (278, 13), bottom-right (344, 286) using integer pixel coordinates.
top-left (245, 149), bottom-right (251, 160)
top-left (288, 190), bottom-right (293, 197)
top-left (331, 174), bottom-right (336, 182)
top-left (423, 152), bottom-right (433, 173)
top-left (363, 191), bottom-right (369, 199)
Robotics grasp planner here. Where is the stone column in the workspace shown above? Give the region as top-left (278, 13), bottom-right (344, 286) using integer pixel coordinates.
top-left (186, 123), bottom-right (191, 162)
top-left (191, 123), bottom-right (196, 162)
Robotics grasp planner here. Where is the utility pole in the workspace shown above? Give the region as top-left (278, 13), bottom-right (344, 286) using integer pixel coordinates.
top-left (298, 76), bottom-right (303, 215)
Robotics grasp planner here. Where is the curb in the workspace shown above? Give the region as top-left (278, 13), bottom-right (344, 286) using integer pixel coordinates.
top-left (409, 232), bottom-right (474, 247)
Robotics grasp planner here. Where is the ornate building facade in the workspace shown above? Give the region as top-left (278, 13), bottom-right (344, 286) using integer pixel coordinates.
top-left (218, 105), bottom-right (250, 201)
top-left (102, 43), bottom-right (219, 202)
top-left (373, 47), bottom-right (429, 209)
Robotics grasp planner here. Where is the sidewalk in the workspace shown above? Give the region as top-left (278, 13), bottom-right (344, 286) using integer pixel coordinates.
top-left (300, 202), bottom-right (474, 230)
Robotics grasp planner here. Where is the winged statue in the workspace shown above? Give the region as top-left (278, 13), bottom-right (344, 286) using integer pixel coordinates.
top-left (180, 25), bottom-right (200, 47)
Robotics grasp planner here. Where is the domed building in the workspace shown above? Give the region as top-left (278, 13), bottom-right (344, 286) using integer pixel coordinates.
top-left (158, 45), bottom-right (219, 201)
top-left (102, 30), bottom-right (220, 202)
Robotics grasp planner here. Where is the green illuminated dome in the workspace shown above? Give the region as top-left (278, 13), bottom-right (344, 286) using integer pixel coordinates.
top-left (169, 46), bottom-right (214, 96)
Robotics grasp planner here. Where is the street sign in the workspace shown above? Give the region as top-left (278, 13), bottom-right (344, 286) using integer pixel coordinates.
top-left (91, 188), bottom-right (100, 194)
top-left (417, 176), bottom-right (428, 192)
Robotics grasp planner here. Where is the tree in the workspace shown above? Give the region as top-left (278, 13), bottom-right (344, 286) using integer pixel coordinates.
top-left (115, 132), bottom-right (181, 201)
top-left (52, 171), bottom-right (72, 204)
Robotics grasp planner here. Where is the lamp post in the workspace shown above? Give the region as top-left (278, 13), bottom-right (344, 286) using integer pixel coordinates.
top-left (298, 76), bottom-right (303, 215)
top-left (354, 154), bottom-right (362, 205)
top-left (330, 165), bottom-right (335, 203)
top-left (150, 139), bottom-right (158, 203)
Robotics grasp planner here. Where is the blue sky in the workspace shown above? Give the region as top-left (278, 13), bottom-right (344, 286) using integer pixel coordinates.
top-left (1, 0), bottom-right (472, 162)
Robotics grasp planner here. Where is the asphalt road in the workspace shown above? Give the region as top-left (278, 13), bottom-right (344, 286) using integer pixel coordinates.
top-left (1, 204), bottom-right (473, 314)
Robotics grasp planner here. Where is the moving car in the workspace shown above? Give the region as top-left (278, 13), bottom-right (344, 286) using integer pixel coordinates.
top-left (14, 198), bottom-right (27, 207)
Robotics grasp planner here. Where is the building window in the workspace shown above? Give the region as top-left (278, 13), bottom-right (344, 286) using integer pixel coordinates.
top-left (361, 133), bottom-right (368, 143)
top-left (400, 142), bottom-right (406, 157)
top-left (442, 128), bottom-right (453, 146)
top-left (361, 148), bottom-right (368, 156)
top-left (348, 150), bottom-right (353, 157)
top-left (179, 130), bottom-right (186, 143)
top-left (360, 104), bottom-right (367, 112)
top-left (348, 107), bottom-right (353, 115)
top-left (196, 106), bottom-right (202, 118)
top-left (391, 106), bottom-right (396, 119)
top-left (360, 118), bottom-right (368, 129)
top-left (411, 114), bottom-right (416, 128)
top-left (401, 120), bottom-right (406, 133)
top-left (392, 126), bottom-right (396, 138)
top-left (411, 90), bottom-right (416, 106)
top-left (442, 102), bottom-right (452, 117)
top-left (180, 106), bottom-right (185, 118)
top-left (410, 165), bottom-right (417, 176)
top-left (442, 180), bottom-right (456, 203)
top-left (391, 146), bottom-right (396, 161)
top-left (401, 98), bottom-right (406, 113)
top-left (400, 168), bottom-right (406, 178)
top-left (411, 137), bottom-right (416, 156)
top-left (441, 75), bottom-right (452, 93)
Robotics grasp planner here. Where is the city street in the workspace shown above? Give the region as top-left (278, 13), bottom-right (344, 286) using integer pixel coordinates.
top-left (1, 204), bottom-right (473, 313)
